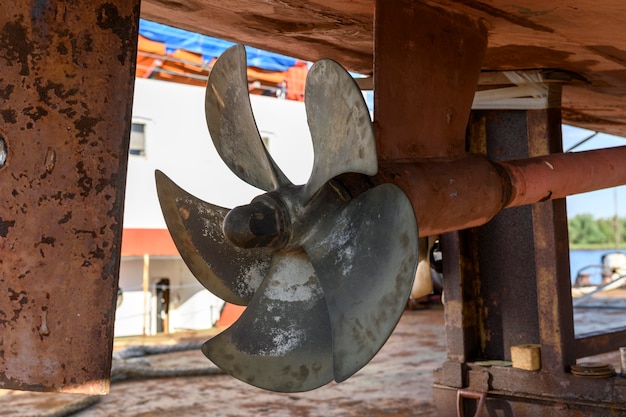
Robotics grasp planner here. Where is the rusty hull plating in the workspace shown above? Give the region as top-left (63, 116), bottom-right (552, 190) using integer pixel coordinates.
top-left (0, 1), bottom-right (139, 393)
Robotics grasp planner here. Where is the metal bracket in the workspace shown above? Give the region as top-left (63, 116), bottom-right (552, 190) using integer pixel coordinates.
top-left (457, 389), bottom-right (486, 417)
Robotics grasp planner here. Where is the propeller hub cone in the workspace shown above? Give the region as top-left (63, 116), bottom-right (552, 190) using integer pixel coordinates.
top-left (223, 194), bottom-right (290, 249)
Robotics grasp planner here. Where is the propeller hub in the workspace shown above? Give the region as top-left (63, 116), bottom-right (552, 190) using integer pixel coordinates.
top-left (222, 194), bottom-right (290, 249)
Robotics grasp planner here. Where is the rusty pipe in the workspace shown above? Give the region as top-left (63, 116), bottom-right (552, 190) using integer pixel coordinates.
top-left (378, 155), bottom-right (505, 237)
top-left (378, 145), bottom-right (626, 236)
top-left (500, 146), bottom-right (626, 208)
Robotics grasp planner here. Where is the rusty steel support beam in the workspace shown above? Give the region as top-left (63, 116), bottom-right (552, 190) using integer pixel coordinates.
top-left (437, 107), bottom-right (575, 369)
top-left (432, 105), bottom-right (614, 417)
top-left (0, 1), bottom-right (139, 393)
top-left (575, 327), bottom-right (626, 359)
top-left (374, 0), bottom-right (487, 160)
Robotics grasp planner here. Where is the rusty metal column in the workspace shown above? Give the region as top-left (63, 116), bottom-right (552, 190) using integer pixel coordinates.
top-left (527, 109), bottom-right (577, 372)
top-left (469, 106), bottom-right (575, 370)
top-left (0, 1), bottom-right (139, 393)
top-left (434, 95), bottom-right (576, 414)
top-left (466, 110), bottom-right (543, 360)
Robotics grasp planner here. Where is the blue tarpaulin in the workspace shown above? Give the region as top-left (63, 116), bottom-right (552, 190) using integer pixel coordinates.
top-left (139, 19), bottom-right (298, 72)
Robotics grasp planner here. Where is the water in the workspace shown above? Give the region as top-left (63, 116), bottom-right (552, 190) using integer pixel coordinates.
top-left (569, 249), bottom-right (613, 283)
top-left (569, 249), bottom-right (626, 336)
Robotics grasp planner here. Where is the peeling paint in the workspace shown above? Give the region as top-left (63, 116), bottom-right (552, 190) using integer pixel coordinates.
top-left (0, 83), bottom-right (15, 100)
top-left (1, 109), bottom-right (17, 123)
top-left (96, 3), bottom-right (139, 65)
top-left (1, 0), bottom-right (139, 393)
top-left (0, 217), bottom-right (15, 237)
top-left (0, 16), bottom-right (35, 76)
top-left (44, 148), bottom-right (56, 173)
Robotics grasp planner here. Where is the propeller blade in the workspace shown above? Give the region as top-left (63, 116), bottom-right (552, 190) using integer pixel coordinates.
top-left (157, 45), bottom-right (418, 392)
top-left (202, 250), bottom-right (334, 392)
top-left (303, 59), bottom-right (377, 200)
top-left (155, 170), bottom-right (271, 305)
top-left (302, 183), bottom-right (418, 381)
top-left (205, 44), bottom-right (290, 191)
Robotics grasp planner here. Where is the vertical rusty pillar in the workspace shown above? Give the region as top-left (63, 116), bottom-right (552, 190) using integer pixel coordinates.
top-left (528, 110), bottom-right (576, 372)
top-left (436, 230), bottom-right (483, 390)
top-left (0, 1), bottom-right (139, 393)
top-left (469, 110), bottom-right (542, 360)
top-left (460, 106), bottom-right (574, 365)
top-left (440, 231), bottom-right (480, 365)
top-left (435, 94), bottom-right (575, 414)
top-left (441, 96), bottom-right (575, 368)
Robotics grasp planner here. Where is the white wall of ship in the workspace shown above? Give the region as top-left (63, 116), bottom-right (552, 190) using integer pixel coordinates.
top-left (115, 77), bottom-right (316, 336)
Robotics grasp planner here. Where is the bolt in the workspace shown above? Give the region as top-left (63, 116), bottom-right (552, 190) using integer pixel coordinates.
top-left (45, 148), bottom-right (56, 173)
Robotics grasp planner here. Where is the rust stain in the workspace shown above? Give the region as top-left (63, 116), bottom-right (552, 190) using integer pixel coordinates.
top-left (0, 83), bottom-right (15, 99)
top-left (147, 0), bottom-right (203, 13)
top-left (1, 0), bottom-right (139, 393)
top-left (0, 217), bottom-right (15, 237)
top-left (587, 45), bottom-right (626, 67)
top-left (512, 6), bottom-right (556, 18)
top-left (74, 115), bottom-right (102, 142)
top-left (484, 45), bottom-right (577, 69)
top-left (1, 109), bottom-right (17, 123)
top-left (562, 108), bottom-right (621, 125)
top-left (34, 78), bottom-right (79, 106)
top-left (450, 0), bottom-right (555, 33)
top-left (0, 16), bottom-right (35, 76)
top-left (96, 3), bottom-right (140, 65)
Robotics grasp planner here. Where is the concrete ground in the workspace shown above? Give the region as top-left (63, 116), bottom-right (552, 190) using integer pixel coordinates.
top-left (1, 304), bottom-right (446, 417)
top-left (3, 289), bottom-right (626, 417)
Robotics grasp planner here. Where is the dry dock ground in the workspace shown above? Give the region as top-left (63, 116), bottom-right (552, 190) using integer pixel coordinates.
top-left (1, 305), bottom-right (446, 417)
top-left (3, 290), bottom-right (626, 417)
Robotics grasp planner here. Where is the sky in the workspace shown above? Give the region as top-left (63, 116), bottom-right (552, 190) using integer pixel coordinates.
top-left (562, 125), bottom-right (626, 219)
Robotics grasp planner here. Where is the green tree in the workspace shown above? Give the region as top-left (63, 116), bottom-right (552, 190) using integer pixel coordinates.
top-left (568, 213), bottom-right (626, 247)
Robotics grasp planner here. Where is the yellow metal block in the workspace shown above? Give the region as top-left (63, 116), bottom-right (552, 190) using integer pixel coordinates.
top-left (511, 344), bottom-right (541, 371)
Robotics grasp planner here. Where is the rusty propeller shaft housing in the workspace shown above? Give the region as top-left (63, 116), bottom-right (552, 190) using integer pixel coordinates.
top-left (376, 145), bottom-right (626, 237)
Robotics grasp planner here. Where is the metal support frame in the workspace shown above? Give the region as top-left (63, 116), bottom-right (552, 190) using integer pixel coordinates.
top-left (374, 0), bottom-right (626, 414)
top-left (432, 109), bottom-right (626, 416)
top-left (0, 1), bottom-right (139, 393)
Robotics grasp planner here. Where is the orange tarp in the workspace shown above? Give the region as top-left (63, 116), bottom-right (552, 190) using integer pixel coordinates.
top-left (136, 35), bottom-right (166, 78)
top-left (285, 61), bottom-right (307, 101)
top-left (216, 303), bottom-right (246, 327)
top-left (155, 49), bottom-right (209, 86)
top-left (135, 35), bottom-right (308, 98)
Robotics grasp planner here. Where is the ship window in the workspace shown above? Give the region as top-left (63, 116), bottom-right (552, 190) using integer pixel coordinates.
top-left (129, 123), bottom-right (146, 156)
